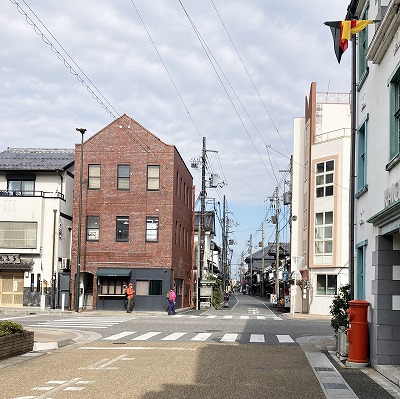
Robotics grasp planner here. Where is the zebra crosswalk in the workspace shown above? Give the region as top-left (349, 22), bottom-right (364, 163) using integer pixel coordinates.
top-left (28, 316), bottom-right (132, 329)
top-left (102, 331), bottom-right (296, 344)
top-left (172, 314), bottom-right (282, 321)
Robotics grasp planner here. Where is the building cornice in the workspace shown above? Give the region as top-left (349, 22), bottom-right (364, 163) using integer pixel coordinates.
top-left (367, 0), bottom-right (400, 63)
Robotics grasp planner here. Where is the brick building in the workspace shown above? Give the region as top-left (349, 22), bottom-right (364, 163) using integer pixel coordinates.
top-left (71, 114), bottom-right (193, 311)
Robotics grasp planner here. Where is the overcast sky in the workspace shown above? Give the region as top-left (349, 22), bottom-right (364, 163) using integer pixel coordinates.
top-left (1, 0), bottom-right (352, 274)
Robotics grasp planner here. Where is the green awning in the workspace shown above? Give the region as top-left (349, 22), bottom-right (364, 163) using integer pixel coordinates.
top-left (96, 268), bottom-right (132, 277)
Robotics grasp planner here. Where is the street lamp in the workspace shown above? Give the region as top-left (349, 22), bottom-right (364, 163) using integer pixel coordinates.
top-left (75, 127), bottom-right (86, 313)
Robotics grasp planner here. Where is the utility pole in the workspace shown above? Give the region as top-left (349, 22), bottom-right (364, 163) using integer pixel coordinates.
top-left (249, 234), bottom-right (253, 295)
top-left (222, 195), bottom-right (227, 290)
top-left (261, 222), bottom-right (265, 298)
top-left (200, 137), bottom-right (206, 279)
top-left (274, 186), bottom-right (280, 299)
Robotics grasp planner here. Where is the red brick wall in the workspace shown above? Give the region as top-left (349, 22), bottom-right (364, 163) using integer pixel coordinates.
top-left (71, 114), bottom-right (193, 309)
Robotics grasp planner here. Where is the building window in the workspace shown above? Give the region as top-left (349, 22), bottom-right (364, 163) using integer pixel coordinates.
top-left (316, 160), bottom-right (334, 198)
top-left (147, 165), bottom-right (160, 191)
top-left (315, 211), bottom-right (333, 256)
top-left (7, 179), bottom-right (35, 196)
top-left (358, 9), bottom-right (369, 83)
top-left (0, 222), bottom-right (37, 248)
top-left (146, 217), bottom-right (159, 242)
top-left (100, 279), bottom-right (125, 295)
top-left (86, 216), bottom-right (99, 241)
top-left (117, 165), bottom-right (130, 190)
top-left (136, 280), bottom-right (162, 295)
top-left (357, 119), bottom-right (368, 194)
top-left (389, 68), bottom-right (400, 162)
top-left (356, 241), bottom-right (367, 300)
top-left (88, 165), bottom-right (101, 190)
top-left (116, 216), bottom-right (129, 242)
top-left (316, 274), bottom-right (337, 295)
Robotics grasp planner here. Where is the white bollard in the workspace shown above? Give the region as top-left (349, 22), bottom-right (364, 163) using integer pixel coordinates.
top-left (61, 293), bottom-right (65, 312)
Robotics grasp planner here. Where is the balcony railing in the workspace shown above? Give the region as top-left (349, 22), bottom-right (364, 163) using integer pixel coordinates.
top-left (0, 190), bottom-right (65, 200)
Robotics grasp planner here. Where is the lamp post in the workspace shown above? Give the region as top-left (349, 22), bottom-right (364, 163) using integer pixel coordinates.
top-left (75, 127), bottom-right (86, 313)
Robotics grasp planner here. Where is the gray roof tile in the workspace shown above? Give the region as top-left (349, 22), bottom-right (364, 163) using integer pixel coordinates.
top-left (0, 148), bottom-right (75, 171)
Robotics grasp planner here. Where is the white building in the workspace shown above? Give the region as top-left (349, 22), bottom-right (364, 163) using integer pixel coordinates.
top-left (0, 148), bottom-right (74, 308)
top-left (350, 0), bottom-right (400, 368)
top-left (292, 82), bottom-right (351, 315)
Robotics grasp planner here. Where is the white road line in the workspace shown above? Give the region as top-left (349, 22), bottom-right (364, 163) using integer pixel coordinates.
top-left (277, 334), bottom-right (294, 343)
top-left (221, 333), bottom-right (238, 342)
top-left (206, 315), bottom-right (217, 318)
top-left (240, 316), bottom-right (249, 319)
top-left (191, 333), bottom-right (212, 341)
top-left (131, 332), bottom-right (162, 341)
top-left (256, 316), bottom-right (266, 320)
top-left (161, 332), bottom-right (186, 341)
top-left (273, 317), bottom-right (282, 320)
top-left (222, 315), bottom-right (233, 319)
top-left (250, 334), bottom-right (265, 343)
top-left (28, 324), bottom-right (109, 329)
top-left (103, 331), bottom-right (136, 340)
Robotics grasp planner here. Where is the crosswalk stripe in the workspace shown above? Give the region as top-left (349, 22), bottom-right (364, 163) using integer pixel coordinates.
top-left (240, 316), bottom-right (249, 319)
top-left (103, 332), bottom-right (136, 340)
top-left (277, 334), bottom-right (294, 343)
top-left (131, 332), bottom-right (162, 341)
top-left (250, 334), bottom-right (265, 343)
top-left (221, 333), bottom-right (238, 342)
top-left (191, 333), bottom-right (213, 341)
top-left (206, 315), bottom-right (217, 319)
top-left (161, 332), bottom-right (186, 341)
top-left (222, 315), bottom-right (233, 319)
top-left (256, 316), bottom-right (266, 320)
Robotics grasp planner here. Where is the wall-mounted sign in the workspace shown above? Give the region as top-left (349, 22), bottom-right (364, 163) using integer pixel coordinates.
top-left (384, 179), bottom-right (400, 207)
top-left (0, 254), bottom-right (20, 264)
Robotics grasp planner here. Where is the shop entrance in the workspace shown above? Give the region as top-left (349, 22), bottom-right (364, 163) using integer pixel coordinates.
top-left (0, 273), bottom-right (23, 306)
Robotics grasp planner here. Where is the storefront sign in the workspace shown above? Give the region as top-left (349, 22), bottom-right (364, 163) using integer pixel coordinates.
top-left (0, 254), bottom-right (20, 264)
top-left (384, 179), bottom-right (400, 207)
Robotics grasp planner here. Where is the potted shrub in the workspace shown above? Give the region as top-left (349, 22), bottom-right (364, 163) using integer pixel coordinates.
top-left (329, 284), bottom-right (350, 358)
top-left (0, 321), bottom-right (34, 360)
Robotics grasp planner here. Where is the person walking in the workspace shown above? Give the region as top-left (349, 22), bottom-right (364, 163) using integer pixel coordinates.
top-left (168, 288), bottom-right (176, 315)
top-left (126, 283), bottom-right (135, 313)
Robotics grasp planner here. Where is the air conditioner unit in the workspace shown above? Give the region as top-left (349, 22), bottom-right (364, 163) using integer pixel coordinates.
top-left (61, 258), bottom-right (70, 270)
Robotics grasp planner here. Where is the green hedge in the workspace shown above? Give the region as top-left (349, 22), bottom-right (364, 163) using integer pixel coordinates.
top-left (0, 321), bottom-right (26, 336)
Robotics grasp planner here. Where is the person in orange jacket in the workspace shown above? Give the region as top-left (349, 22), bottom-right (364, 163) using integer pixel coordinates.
top-left (126, 283), bottom-right (135, 313)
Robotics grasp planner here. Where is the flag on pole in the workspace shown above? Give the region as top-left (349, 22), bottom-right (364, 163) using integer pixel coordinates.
top-left (324, 20), bottom-right (373, 63)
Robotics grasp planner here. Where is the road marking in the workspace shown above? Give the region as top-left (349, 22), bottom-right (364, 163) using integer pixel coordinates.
top-left (131, 331), bottom-right (162, 341)
top-left (250, 334), bottom-right (265, 343)
top-left (277, 334), bottom-right (294, 343)
top-left (81, 346), bottom-right (197, 351)
top-left (103, 331), bottom-right (136, 340)
top-left (256, 316), bottom-right (266, 320)
top-left (206, 315), bottom-right (217, 318)
top-left (222, 315), bottom-right (233, 319)
top-left (161, 332), bottom-right (186, 341)
top-left (221, 333), bottom-right (238, 342)
top-left (240, 316), bottom-right (249, 319)
top-left (191, 333), bottom-right (212, 341)
top-left (80, 354), bottom-right (127, 370)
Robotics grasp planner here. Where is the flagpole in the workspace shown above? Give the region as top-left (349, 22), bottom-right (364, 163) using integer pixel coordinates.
top-left (349, 30), bottom-right (356, 301)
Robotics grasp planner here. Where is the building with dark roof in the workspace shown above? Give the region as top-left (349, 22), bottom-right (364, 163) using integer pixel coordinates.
top-left (0, 147), bottom-right (75, 308)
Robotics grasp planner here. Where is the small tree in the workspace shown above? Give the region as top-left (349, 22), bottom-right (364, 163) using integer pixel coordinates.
top-left (329, 284), bottom-right (350, 334)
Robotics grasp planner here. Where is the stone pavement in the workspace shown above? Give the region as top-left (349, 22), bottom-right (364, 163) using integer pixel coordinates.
top-left (1, 307), bottom-right (400, 398)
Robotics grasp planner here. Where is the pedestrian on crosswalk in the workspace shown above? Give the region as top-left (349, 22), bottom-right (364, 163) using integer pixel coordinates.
top-left (168, 288), bottom-right (176, 315)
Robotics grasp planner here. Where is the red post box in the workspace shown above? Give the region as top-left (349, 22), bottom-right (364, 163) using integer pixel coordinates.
top-left (347, 299), bottom-right (370, 365)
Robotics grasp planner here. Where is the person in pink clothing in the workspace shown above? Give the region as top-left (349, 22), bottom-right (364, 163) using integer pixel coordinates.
top-left (168, 288), bottom-right (176, 315)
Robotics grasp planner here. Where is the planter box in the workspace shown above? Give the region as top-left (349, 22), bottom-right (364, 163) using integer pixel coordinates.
top-left (0, 331), bottom-right (34, 360)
